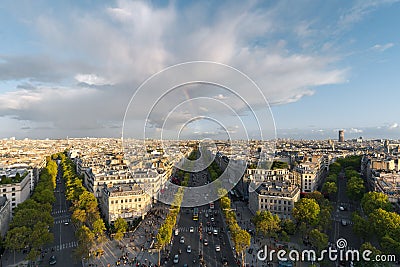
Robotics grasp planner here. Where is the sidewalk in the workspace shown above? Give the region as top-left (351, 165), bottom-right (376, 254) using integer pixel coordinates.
top-left (86, 203), bottom-right (169, 267)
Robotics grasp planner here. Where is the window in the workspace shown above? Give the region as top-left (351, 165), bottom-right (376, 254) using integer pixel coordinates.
top-left (2, 189), bottom-right (5, 192)
top-left (111, 201), bottom-right (114, 204)
top-left (12, 187), bottom-right (15, 191)
top-left (12, 198), bottom-right (15, 201)
top-left (12, 193), bottom-right (15, 196)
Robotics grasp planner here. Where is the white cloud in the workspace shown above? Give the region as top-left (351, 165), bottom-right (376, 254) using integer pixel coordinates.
top-left (371, 43), bottom-right (395, 52)
top-left (388, 123), bottom-right (398, 129)
top-left (339, 0), bottom-right (400, 28)
top-left (75, 74), bottom-right (111, 85)
top-left (349, 128), bottom-right (363, 133)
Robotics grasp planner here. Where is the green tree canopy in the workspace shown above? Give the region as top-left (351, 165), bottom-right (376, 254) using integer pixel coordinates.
top-left (361, 192), bottom-right (392, 215)
top-left (252, 211), bottom-right (281, 238)
top-left (346, 176), bottom-right (365, 201)
top-left (293, 198), bottom-right (320, 226)
top-left (309, 229), bottom-right (328, 252)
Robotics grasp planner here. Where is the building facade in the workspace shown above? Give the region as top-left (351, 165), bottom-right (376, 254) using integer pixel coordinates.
top-left (0, 168), bottom-right (32, 213)
top-left (249, 181), bottom-right (300, 219)
top-left (0, 196), bottom-right (11, 237)
top-left (99, 183), bottom-right (152, 224)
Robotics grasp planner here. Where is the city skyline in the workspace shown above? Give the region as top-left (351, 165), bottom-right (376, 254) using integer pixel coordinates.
top-left (1, 1), bottom-right (400, 140)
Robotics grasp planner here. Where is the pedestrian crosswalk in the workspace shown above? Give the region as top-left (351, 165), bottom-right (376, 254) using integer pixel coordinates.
top-left (51, 209), bottom-right (68, 215)
top-left (55, 218), bottom-right (71, 224)
top-left (50, 241), bottom-right (78, 251)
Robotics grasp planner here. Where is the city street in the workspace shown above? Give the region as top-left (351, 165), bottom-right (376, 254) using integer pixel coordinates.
top-left (43, 163), bottom-right (79, 267)
top-left (168, 164), bottom-right (236, 266)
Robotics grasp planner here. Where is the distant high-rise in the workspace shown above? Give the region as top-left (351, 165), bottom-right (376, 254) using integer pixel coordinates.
top-left (338, 130), bottom-right (344, 142)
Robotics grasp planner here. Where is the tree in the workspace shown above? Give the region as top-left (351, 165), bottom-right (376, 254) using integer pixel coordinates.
top-left (317, 206), bottom-right (332, 233)
top-left (293, 198), bottom-right (320, 227)
top-left (93, 218), bottom-right (106, 240)
top-left (32, 188), bottom-right (56, 204)
top-left (11, 208), bottom-right (54, 229)
top-left (380, 235), bottom-right (400, 258)
top-left (72, 208), bottom-right (87, 226)
top-left (326, 173), bottom-right (337, 183)
top-left (252, 211), bottom-right (281, 238)
top-left (76, 225), bottom-right (95, 260)
top-left (322, 182), bottom-right (337, 195)
top-left (304, 191), bottom-right (330, 207)
top-left (361, 192), bottom-right (392, 215)
top-left (352, 212), bottom-right (370, 240)
top-left (281, 219), bottom-right (296, 235)
top-left (233, 229), bottom-right (251, 267)
top-left (368, 208), bottom-right (400, 239)
top-left (29, 221), bottom-right (54, 250)
top-left (114, 217), bottom-right (128, 234)
top-left (329, 162), bottom-right (341, 174)
top-left (308, 229), bottom-right (328, 252)
top-left (346, 176), bottom-right (365, 201)
top-left (5, 226), bottom-right (30, 264)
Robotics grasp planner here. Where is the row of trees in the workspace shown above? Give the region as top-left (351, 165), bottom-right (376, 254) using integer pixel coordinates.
top-left (219, 190), bottom-right (251, 267)
top-left (156, 187), bottom-right (184, 265)
top-left (352, 191), bottom-right (400, 265)
top-left (58, 152), bottom-right (107, 260)
top-left (5, 157), bottom-right (57, 263)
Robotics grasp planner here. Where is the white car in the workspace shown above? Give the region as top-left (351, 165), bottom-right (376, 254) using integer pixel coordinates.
top-left (180, 236), bottom-right (185, 244)
top-left (213, 229), bottom-right (218, 235)
top-left (189, 226), bottom-right (194, 233)
top-left (175, 229), bottom-right (179, 236)
top-left (187, 245), bottom-right (191, 253)
top-left (215, 245), bottom-right (220, 252)
top-left (173, 254), bottom-right (179, 264)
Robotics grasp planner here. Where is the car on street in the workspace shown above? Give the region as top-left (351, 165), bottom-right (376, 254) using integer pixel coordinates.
top-left (189, 226), bottom-right (194, 232)
top-left (173, 254), bottom-right (179, 264)
top-left (339, 206), bottom-right (346, 211)
top-left (187, 245), bottom-right (191, 253)
top-left (180, 236), bottom-right (185, 244)
top-left (215, 245), bottom-right (220, 252)
top-left (203, 239), bottom-right (208, 246)
top-left (211, 217), bottom-right (215, 222)
top-left (64, 222), bottom-right (69, 225)
top-left (49, 255), bottom-right (57, 265)
top-left (175, 228), bottom-right (179, 235)
top-left (213, 229), bottom-right (218, 235)
top-left (222, 257), bottom-right (228, 265)
top-left (341, 219), bottom-right (348, 226)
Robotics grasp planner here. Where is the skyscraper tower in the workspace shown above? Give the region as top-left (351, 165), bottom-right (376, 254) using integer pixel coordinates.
top-left (338, 130), bottom-right (344, 142)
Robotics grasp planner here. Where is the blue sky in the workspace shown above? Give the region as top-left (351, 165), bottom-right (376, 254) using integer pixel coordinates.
top-left (0, 0), bottom-right (399, 140)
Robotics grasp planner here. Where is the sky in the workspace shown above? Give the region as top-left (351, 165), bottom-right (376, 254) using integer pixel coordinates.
top-left (0, 0), bottom-right (399, 140)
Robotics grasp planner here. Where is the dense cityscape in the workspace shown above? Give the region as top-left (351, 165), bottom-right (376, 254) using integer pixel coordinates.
top-left (0, 133), bottom-right (399, 267)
